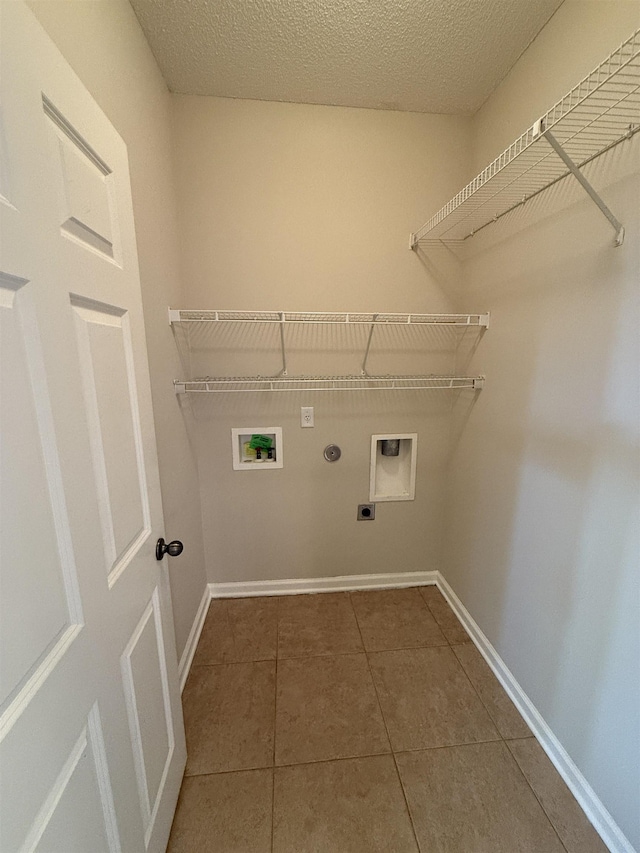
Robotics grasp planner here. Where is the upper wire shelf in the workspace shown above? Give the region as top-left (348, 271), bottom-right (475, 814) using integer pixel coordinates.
top-left (411, 29), bottom-right (640, 248)
top-left (174, 375), bottom-right (485, 394)
top-left (169, 309), bottom-right (490, 327)
top-left (169, 308), bottom-right (489, 394)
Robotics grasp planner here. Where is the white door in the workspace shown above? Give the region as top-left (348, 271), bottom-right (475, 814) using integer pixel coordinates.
top-left (0, 4), bottom-right (186, 851)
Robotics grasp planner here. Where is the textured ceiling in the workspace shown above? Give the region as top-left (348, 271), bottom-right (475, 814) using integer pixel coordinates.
top-left (130, 0), bottom-right (564, 114)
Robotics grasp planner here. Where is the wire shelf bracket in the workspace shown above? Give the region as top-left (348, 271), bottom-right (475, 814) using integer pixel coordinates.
top-left (542, 128), bottom-right (625, 245)
top-left (411, 29), bottom-right (640, 250)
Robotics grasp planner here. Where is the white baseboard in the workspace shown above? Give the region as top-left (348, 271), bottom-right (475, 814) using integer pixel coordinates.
top-left (436, 573), bottom-right (635, 853)
top-left (209, 570), bottom-right (438, 598)
top-left (177, 586), bottom-right (211, 693)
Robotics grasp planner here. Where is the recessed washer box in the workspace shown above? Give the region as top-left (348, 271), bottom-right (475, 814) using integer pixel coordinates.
top-left (370, 433), bottom-right (417, 501)
top-left (231, 427), bottom-right (283, 471)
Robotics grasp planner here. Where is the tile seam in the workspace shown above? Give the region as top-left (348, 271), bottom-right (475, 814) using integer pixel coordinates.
top-left (450, 642), bottom-right (518, 742)
top-left (504, 738), bottom-right (572, 853)
top-left (350, 591), bottom-right (422, 853)
top-left (271, 595), bottom-right (280, 853)
top-left (182, 740), bottom-right (535, 778)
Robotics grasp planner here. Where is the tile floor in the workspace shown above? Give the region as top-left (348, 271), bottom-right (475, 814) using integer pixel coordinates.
top-left (168, 586), bottom-right (608, 853)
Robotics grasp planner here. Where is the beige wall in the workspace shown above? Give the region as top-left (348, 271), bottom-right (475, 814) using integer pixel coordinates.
top-left (27, 0), bottom-right (208, 661)
top-left (170, 96), bottom-right (473, 583)
top-left (171, 96), bottom-right (471, 311)
top-left (473, 1), bottom-right (640, 169)
top-left (444, 3), bottom-right (640, 847)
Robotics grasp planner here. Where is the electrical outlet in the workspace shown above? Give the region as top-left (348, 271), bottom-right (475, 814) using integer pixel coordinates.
top-left (357, 503), bottom-right (376, 520)
top-left (301, 406), bottom-right (314, 428)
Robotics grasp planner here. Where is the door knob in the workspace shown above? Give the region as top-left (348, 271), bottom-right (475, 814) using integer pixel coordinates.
top-left (156, 538), bottom-right (184, 561)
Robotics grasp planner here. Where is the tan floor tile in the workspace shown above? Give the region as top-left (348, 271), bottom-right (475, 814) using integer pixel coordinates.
top-left (277, 592), bottom-right (363, 658)
top-left (167, 769), bottom-right (272, 853)
top-left (275, 653), bottom-right (390, 765)
top-left (507, 738), bottom-right (609, 853)
top-left (183, 662), bottom-right (275, 775)
top-left (397, 742), bottom-right (565, 853)
top-left (369, 646), bottom-right (500, 750)
top-left (453, 642), bottom-right (532, 739)
top-left (193, 597), bottom-right (278, 665)
top-left (273, 755), bottom-right (419, 852)
top-left (420, 586), bottom-right (471, 643)
top-left (351, 588), bottom-right (447, 651)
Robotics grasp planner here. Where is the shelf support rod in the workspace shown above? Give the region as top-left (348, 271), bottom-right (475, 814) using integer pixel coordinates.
top-left (278, 312), bottom-right (288, 376)
top-left (543, 131), bottom-right (625, 246)
top-left (361, 314), bottom-right (379, 376)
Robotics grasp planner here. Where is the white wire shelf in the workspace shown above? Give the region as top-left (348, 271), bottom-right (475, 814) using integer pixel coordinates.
top-left (174, 375), bottom-right (485, 394)
top-left (169, 309), bottom-right (490, 327)
top-left (411, 29), bottom-right (640, 248)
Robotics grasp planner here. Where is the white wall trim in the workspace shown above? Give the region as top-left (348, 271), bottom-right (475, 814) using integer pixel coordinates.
top-left (177, 586), bottom-right (211, 693)
top-left (436, 572), bottom-right (635, 853)
top-left (209, 570), bottom-right (438, 599)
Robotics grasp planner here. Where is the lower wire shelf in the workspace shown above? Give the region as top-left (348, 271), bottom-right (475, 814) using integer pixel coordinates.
top-left (174, 375), bottom-right (486, 394)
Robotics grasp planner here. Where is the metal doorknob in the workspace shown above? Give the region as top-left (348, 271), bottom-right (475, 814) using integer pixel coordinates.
top-left (156, 538), bottom-right (184, 561)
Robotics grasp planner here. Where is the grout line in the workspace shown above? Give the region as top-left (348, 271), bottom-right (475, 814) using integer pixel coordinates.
top-left (419, 587), bottom-right (466, 645)
top-left (275, 749), bottom-right (393, 770)
top-left (364, 637), bottom-right (501, 735)
top-left (223, 599), bottom-right (236, 660)
top-left (356, 591), bottom-right (546, 850)
top-left (275, 594), bottom-right (283, 661)
top-left (375, 698), bottom-right (423, 851)
top-left (181, 752), bottom-right (390, 779)
top-left (391, 738), bottom-right (511, 755)
top-left (348, 593), bottom-right (423, 853)
top-left (449, 642), bottom-right (533, 743)
top-left (269, 766), bottom-right (275, 853)
top-left (413, 586), bottom-right (451, 646)
top-left (190, 658), bottom-right (276, 668)
top-left (188, 637), bottom-right (464, 668)
top-left (419, 595), bottom-right (515, 743)
top-left (282, 641), bottom-right (450, 659)
top-left (182, 737), bottom-right (533, 779)
top-left (448, 643), bottom-right (506, 742)
top-left (504, 739), bottom-right (571, 853)
top-left (271, 596), bottom-right (280, 853)
top-left (436, 583), bottom-right (572, 851)
top-left (278, 647), bottom-right (366, 660)
top-left (184, 762), bottom-right (274, 778)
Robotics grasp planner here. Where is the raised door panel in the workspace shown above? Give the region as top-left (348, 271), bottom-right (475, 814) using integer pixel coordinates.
top-left (0, 110), bottom-right (15, 210)
top-left (43, 96), bottom-right (120, 264)
top-left (0, 273), bottom-right (82, 713)
top-left (33, 707), bottom-right (120, 853)
top-left (0, 702), bottom-right (120, 853)
top-left (121, 590), bottom-right (175, 847)
top-left (71, 296), bottom-right (150, 586)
